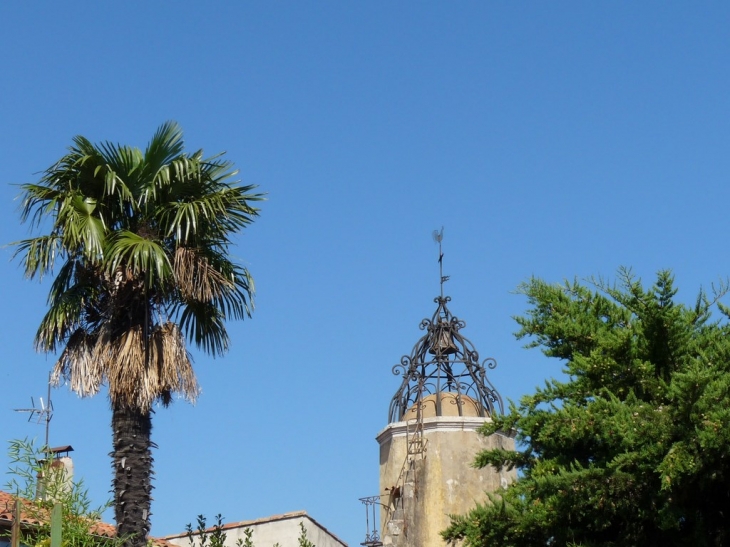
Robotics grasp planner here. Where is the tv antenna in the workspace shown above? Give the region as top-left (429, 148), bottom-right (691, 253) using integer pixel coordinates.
top-left (432, 226), bottom-right (449, 297)
top-left (14, 373), bottom-right (54, 448)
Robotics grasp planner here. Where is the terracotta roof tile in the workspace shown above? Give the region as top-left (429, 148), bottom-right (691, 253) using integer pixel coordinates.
top-left (0, 491), bottom-right (174, 547)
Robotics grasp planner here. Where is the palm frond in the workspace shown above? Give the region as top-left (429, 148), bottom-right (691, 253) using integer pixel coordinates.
top-left (158, 183), bottom-right (262, 245)
top-left (102, 323), bottom-right (199, 409)
top-left (136, 123), bottom-right (188, 208)
top-left (12, 235), bottom-right (64, 280)
top-left (51, 329), bottom-right (104, 398)
top-left (178, 302), bottom-right (230, 357)
top-left (17, 182), bottom-right (65, 228)
top-left (211, 260), bottom-right (255, 320)
top-left (58, 195), bottom-right (106, 259)
top-left (145, 121), bottom-right (185, 169)
top-left (148, 322), bottom-right (199, 405)
top-left (93, 162), bottom-right (134, 207)
top-left (207, 184), bottom-right (262, 234)
top-left (97, 141), bottom-right (143, 182)
top-left (35, 280), bottom-right (93, 352)
top-left (47, 259), bottom-right (81, 304)
top-left (104, 326), bottom-right (150, 408)
top-left (106, 231), bottom-right (172, 289)
top-left (173, 246), bottom-right (234, 302)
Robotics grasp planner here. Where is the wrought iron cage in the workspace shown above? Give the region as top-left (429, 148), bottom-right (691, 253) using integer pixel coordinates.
top-left (388, 295), bottom-right (503, 423)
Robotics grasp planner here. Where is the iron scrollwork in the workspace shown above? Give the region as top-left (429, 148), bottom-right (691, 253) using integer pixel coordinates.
top-left (388, 296), bottom-right (504, 423)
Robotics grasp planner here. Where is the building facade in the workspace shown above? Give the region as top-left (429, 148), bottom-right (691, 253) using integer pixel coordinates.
top-left (165, 511), bottom-right (347, 547)
top-left (377, 291), bottom-right (515, 547)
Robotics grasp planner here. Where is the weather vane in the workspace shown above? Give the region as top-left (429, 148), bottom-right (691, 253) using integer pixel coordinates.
top-left (14, 373), bottom-right (54, 448)
top-left (432, 226), bottom-right (449, 297)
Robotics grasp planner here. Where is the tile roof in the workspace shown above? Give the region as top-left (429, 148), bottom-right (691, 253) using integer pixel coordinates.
top-left (0, 491), bottom-right (173, 547)
top-left (0, 491), bottom-right (46, 527)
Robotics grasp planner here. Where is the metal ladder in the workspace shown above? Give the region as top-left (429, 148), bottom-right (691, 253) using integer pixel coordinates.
top-left (382, 380), bottom-right (428, 542)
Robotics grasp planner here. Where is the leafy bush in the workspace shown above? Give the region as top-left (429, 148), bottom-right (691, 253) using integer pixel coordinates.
top-left (5, 438), bottom-right (119, 547)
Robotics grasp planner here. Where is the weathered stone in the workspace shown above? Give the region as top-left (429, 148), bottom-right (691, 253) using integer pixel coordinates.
top-left (378, 415), bottom-right (516, 547)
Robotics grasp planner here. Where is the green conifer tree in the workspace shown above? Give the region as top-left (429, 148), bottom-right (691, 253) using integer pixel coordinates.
top-left (444, 269), bottom-right (730, 547)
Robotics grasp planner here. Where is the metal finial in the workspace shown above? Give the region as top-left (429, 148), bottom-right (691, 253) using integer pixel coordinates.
top-left (432, 227), bottom-right (449, 297)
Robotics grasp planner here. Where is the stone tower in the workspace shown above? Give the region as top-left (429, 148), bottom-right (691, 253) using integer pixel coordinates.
top-left (377, 285), bottom-right (515, 547)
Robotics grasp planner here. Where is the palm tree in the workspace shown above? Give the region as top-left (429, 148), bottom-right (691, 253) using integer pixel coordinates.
top-left (13, 122), bottom-right (262, 547)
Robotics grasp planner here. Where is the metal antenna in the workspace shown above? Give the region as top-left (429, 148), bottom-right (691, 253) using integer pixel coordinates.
top-left (14, 373), bottom-right (54, 448)
top-left (432, 227), bottom-right (449, 298)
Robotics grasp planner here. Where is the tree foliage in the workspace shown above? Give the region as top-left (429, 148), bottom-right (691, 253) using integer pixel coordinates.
top-left (5, 438), bottom-right (120, 547)
top-left (14, 121), bottom-right (262, 410)
top-left (185, 514), bottom-right (315, 547)
top-left (13, 122), bottom-right (262, 547)
top-left (186, 515), bottom-right (229, 547)
top-left (296, 523), bottom-right (315, 547)
top-left (444, 269), bottom-right (730, 547)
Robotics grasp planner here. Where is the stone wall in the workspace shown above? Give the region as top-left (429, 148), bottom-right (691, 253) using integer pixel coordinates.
top-left (378, 416), bottom-right (515, 547)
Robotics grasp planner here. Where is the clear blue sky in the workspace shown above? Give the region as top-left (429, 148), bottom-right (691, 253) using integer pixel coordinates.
top-left (1, 3), bottom-right (729, 545)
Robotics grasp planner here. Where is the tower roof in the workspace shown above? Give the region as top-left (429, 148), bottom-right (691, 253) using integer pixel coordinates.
top-left (388, 294), bottom-right (504, 423)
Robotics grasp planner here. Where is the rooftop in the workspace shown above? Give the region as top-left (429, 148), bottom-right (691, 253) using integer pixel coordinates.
top-left (0, 491), bottom-right (173, 547)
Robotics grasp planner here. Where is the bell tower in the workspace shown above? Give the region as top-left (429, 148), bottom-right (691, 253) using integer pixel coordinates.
top-left (377, 232), bottom-right (515, 547)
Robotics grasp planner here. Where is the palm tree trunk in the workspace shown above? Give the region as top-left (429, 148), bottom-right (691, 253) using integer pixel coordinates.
top-left (112, 403), bottom-right (153, 547)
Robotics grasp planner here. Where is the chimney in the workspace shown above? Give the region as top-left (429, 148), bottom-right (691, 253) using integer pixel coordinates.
top-left (36, 445), bottom-right (74, 501)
